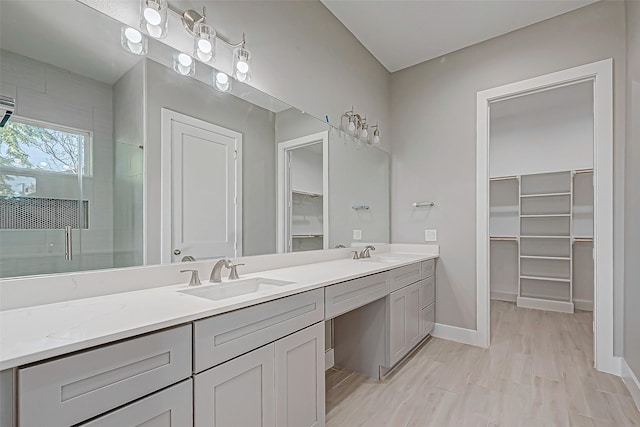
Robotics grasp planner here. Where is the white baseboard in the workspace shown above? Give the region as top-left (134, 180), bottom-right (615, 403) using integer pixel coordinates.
top-left (432, 323), bottom-right (480, 347)
top-left (621, 358), bottom-right (640, 412)
top-left (517, 296), bottom-right (574, 313)
top-left (573, 298), bottom-right (594, 311)
top-left (490, 291), bottom-right (517, 302)
top-left (325, 349), bottom-right (335, 371)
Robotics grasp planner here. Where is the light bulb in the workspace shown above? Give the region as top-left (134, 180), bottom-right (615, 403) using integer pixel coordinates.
top-left (198, 39), bottom-right (212, 54)
top-left (235, 72), bottom-right (248, 82)
top-left (347, 120), bottom-right (356, 133)
top-left (146, 23), bottom-right (162, 38)
top-left (236, 60), bottom-right (249, 74)
top-left (178, 53), bottom-right (192, 67)
top-left (143, 7), bottom-right (162, 25)
top-left (214, 72), bottom-right (231, 92)
top-left (373, 134), bottom-right (380, 144)
top-left (360, 127), bottom-right (369, 140)
top-left (216, 72), bottom-right (229, 84)
top-left (124, 27), bottom-right (142, 43)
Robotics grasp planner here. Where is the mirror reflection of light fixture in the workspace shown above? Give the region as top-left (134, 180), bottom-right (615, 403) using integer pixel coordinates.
top-left (233, 35), bottom-right (251, 82)
top-left (174, 53), bottom-right (195, 76)
top-left (121, 26), bottom-right (148, 55)
top-left (213, 71), bottom-right (231, 92)
top-left (140, 0), bottom-right (168, 39)
top-left (359, 117), bottom-right (369, 141)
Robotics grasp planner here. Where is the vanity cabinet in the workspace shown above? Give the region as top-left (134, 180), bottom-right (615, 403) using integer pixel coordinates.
top-left (17, 325), bottom-right (192, 427)
top-left (78, 379), bottom-right (193, 426)
top-left (388, 281), bottom-right (422, 366)
top-left (194, 323), bottom-right (324, 427)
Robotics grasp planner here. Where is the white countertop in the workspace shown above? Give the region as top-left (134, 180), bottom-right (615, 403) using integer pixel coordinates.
top-left (0, 252), bottom-right (437, 370)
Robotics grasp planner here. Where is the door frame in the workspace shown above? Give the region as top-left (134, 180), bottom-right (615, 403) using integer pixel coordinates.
top-left (476, 59), bottom-right (615, 374)
top-left (160, 108), bottom-right (243, 263)
top-left (276, 131), bottom-right (329, 253)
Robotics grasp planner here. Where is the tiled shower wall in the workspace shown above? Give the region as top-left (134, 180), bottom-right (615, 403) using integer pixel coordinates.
top-left (0, 50), bottom-right (115, 277)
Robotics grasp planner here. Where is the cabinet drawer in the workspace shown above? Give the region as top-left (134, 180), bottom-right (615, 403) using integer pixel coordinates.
top-left (390, 263), bottom-right (421, 292)
top-left (421, 259), bottom-right (435, 279)
top-left (194, 289), bottom-right (323, 372)
top-left (420, 303), bottom-right (435, 338)
top-left (79, 379), bottom-right (192, 426)
top-left (418, 276), bottom-right (435, 309)
top-left (325, 272), bottom-right (389, 319)
top-left (18, 325), bottom-right (192, 427)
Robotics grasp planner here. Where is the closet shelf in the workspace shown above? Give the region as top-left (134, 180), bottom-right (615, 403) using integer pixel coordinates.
top-left (520, 275), bottom-right (571, 283)
top-left (520, 214), bottom-right (571, 218)
top-left (490, 236), bottom-right (518, 242)
top-left (520, 255), bottom-right (570, 261)
top-left (292, 190), bottom-right (322, 198)
top-left (292, 234), bottom-right (323, 239)
top-left (521, 235), bottom-right (571, 239)
top-left (520, 192), bottom-right (571, 198)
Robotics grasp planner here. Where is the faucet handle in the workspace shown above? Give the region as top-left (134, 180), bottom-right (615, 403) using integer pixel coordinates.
top-left (352, 250), bottom-right (360, 260)
top-left (228, 263), bottom-right (245, 280)
top-left (180, 269), bottom-right (201, 286)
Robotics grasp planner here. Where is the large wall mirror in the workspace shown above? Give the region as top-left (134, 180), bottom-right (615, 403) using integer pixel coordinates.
top-left (0, 0), bottom-right (389, 279)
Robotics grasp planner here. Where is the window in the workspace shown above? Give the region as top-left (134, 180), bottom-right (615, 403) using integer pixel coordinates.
top-left (0, 117), bottom-right (92, 176)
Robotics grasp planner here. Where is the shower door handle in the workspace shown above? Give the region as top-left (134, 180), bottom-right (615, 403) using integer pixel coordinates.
top-left (65, 225), bottom-right (72, 261)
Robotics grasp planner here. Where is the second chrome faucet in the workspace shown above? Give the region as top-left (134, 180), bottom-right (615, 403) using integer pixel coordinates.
top-left (209, 259), bottom-right (244, 283)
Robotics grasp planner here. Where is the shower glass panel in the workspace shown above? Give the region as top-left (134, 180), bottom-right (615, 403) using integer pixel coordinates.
top-left (0, 118), bottom-right (88, 277)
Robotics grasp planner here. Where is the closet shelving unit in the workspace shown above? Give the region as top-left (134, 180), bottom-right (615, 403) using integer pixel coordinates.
top-left (291, 190), bottom-right (324, 252)
top-left (490, 168), bottom-right (593, 313)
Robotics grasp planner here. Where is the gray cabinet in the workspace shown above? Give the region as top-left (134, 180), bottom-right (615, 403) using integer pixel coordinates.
top-left (325, 271), bottom-right (389, 319)
top-left (275, 323), bottom-right (325, 427)
top-left (195, 344), bottom-right (276, 427)
top-left (18, 325), bottom-right (192, 427)
top-left (195, 323), bottom-right (324, 427)
top-left (79, 379), bottom-right (192, 427)
top-left (388, 281), bottom-right (421, 367)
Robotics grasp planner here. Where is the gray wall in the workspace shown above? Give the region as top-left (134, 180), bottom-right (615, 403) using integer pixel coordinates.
top-left (390, 1), bottom-right (626, 353)
top-left (144, 59), bottom-right (277, 262)
top-left (113, 60), bottom-right (144, 268)
top-left (625, 0), bottom-right (640, 378)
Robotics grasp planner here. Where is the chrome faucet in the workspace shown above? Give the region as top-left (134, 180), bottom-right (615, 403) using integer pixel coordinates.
top-left (210, 259), bottom-right (231, 283)
top-left (180, 269), bottom-right (201, 286)
top-left (359, 245), bottom-right (376, 259)
top-left (228, 263), bottom-right (245, 280)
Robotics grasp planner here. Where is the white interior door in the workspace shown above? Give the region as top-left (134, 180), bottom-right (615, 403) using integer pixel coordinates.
top-left (161, 109), bottom-right (242, 263)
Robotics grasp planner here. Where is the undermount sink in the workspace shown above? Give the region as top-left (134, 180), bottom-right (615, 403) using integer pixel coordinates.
top-left (179, 278), bottom-right (294, 301)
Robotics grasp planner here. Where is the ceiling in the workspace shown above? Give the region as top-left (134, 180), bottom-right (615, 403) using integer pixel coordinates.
top-left (321, 0), bottom-right (599, 72)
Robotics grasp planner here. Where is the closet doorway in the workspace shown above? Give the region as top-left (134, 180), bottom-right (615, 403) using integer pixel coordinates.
top-left (476, 60), bottom-right (616, 374)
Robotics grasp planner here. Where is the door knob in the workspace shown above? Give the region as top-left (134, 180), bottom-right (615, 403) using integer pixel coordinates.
top-left (173, 249), bottom-right (181, 255)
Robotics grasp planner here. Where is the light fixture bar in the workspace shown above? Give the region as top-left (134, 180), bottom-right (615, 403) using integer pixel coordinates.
top-left (169, 6), bottom-right (246, 48)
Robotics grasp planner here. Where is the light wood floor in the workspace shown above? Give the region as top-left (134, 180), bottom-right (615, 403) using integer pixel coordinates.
top-left (326, 301), bottom-right (640, 426)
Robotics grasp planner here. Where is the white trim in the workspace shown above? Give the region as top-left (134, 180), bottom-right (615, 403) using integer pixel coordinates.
top-left (621, 358), bottom-right (640, 411)
top-left (476, 59), bottom-right (615, 373)
top-left (276, 131), bottom-right (329, 253)
top-left (516, 296), bottom-right (574, 313)
top-left (431, 323), bottom-right (479, 347)
top-left (490, 291), bottom-right (517, 302)
top-left (573, 298), bottom-right (594, 312)
top-left (325, 349), bottom-right (335, 371)
top-left (160, 108), bottom-right (243, 263)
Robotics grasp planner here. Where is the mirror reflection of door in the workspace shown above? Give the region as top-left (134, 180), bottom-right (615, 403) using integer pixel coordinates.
top-left (161, 109), bottom-right (242, 263)
top-left (277, 131), bottom-right (328, 253)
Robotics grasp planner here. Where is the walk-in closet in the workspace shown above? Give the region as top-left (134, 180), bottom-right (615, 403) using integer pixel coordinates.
top-left (489, 81), bottom-right (595, 314)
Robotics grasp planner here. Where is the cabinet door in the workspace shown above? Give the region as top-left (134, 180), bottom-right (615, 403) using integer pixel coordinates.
top-left (389, 287), bottom-right (408, 366)
top-left (79, 380), bottom-right (192, 427)
top-left (195, 344), bottom-right (275, 427)
top-left (275, 323), bottom-right (325, 427)
top-left (405, 282), bottom-right (421, 350)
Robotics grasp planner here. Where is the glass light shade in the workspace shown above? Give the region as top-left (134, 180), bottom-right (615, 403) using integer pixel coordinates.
top-left (214, 71), bottom-right (232, 92)
top-left (173, 53), bottom-right (195, 76)
top-left (194, 23), bottom-right (216, 63)
top-left (232, 46), bottom-right (251, 82)
top-left (347, 118), bottom-right (356, 134)
top-left (372, 128), bottom-right (381, 145)
top-left (360, 125), bottom-right (369, 141)
top-left (121, 26), bottom-right (148, 56)
top-left (140, 0), bottom-right (168, 39)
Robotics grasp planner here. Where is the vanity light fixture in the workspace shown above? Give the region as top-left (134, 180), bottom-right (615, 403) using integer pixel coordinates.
top-left (232, 35), bottom-right (251, 82)
top-left (121, 26), bottom-right (148, 55)
top-left (372, 124), bottom-right (381, 145)
top-left (194, 22), bottom-right (216, 63)
top-left (341, 107), bottom-right (380, 145)
top-left (213, 71), bottom-right (232, 92)
top-left (140, 0), bottom-right (168, 39)
top-left (173, 53), bottom-right (195, 76)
